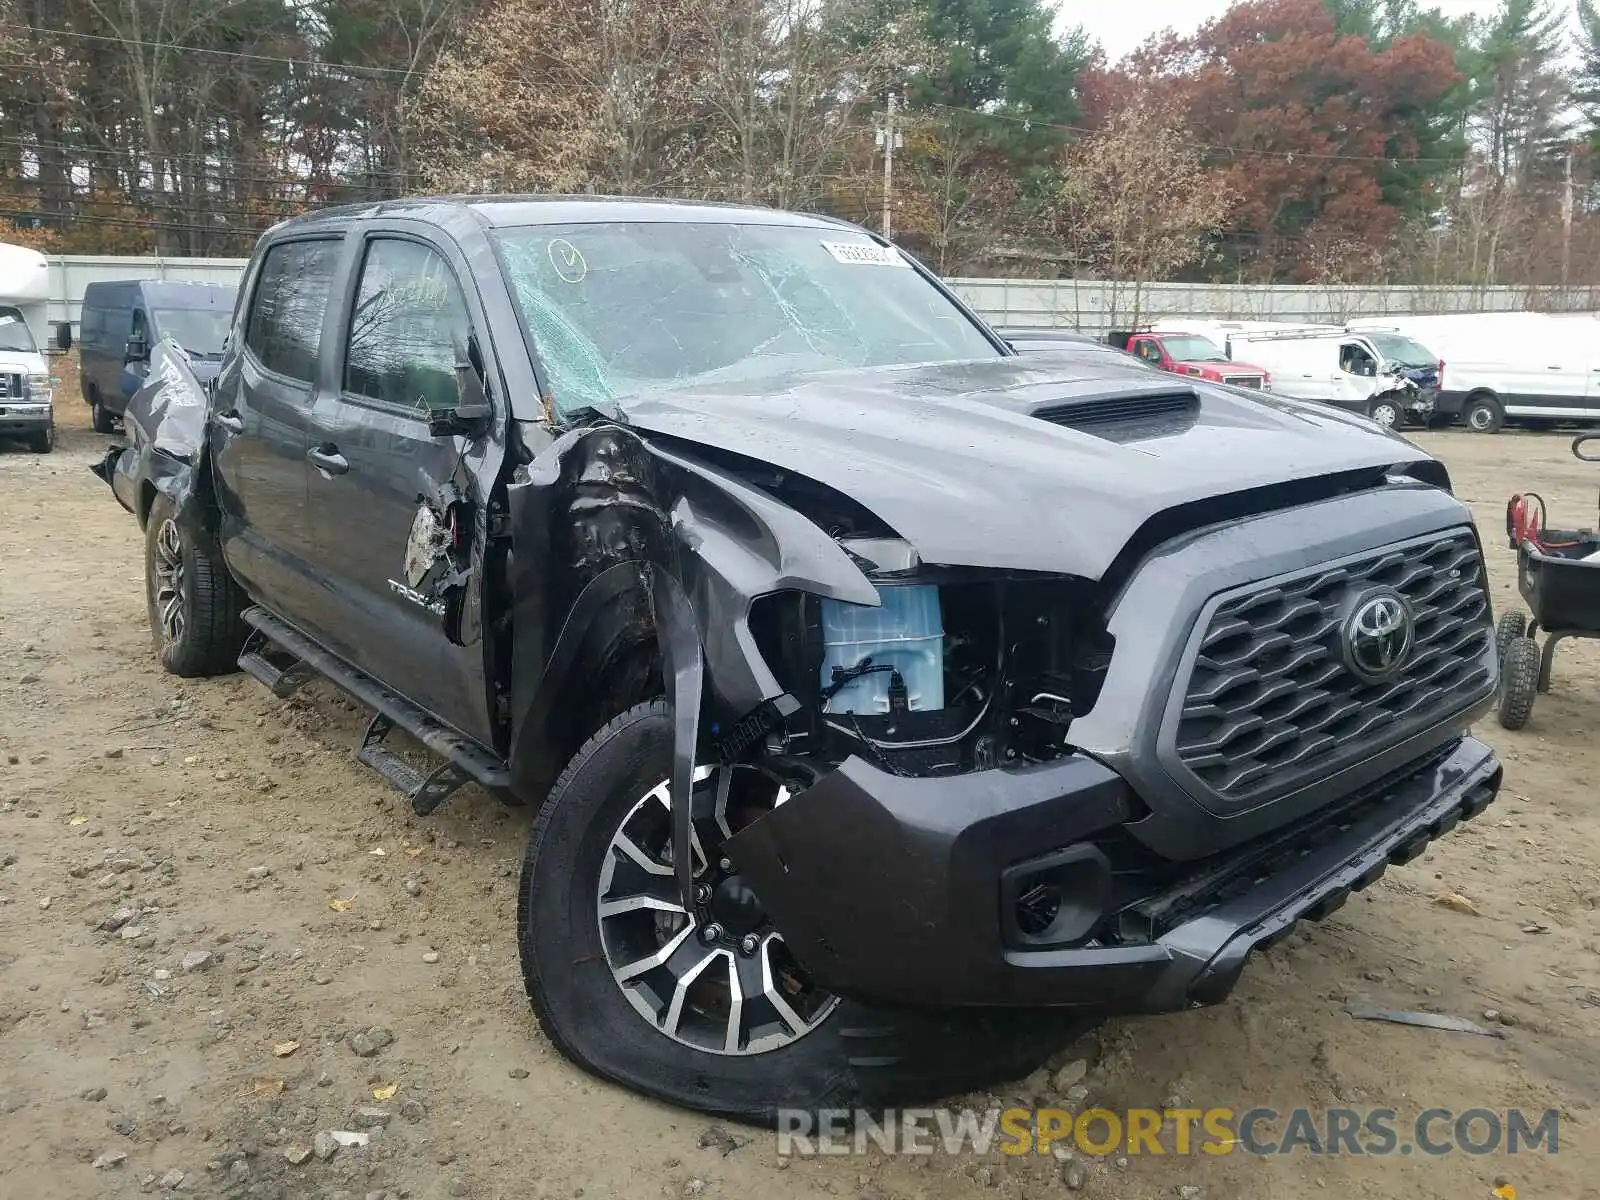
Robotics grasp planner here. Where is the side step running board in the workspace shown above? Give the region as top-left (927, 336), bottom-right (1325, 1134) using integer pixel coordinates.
top-left (238, 630), bottom-right (317, 698)
top-left (238, 606), bottom-right (512, 815)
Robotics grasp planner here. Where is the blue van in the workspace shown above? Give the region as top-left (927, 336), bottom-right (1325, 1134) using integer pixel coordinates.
top-left (78, 280), bottom-right (238, 431)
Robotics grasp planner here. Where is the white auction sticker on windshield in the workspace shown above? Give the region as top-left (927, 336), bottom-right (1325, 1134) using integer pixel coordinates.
top-left (822, 241), bottom-right (908, 266)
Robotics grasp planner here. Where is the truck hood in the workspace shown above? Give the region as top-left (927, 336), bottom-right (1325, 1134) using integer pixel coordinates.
top-left (0, 350), bottom-right (45, 373)
top-left (616, 357), bottom-right (1437, 581)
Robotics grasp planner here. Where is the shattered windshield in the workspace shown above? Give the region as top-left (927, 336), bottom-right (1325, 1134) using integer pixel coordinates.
top-left (491, 221), bottom-right (1000, 414)
top-left (1160, 335), bottom-right (1227, 362)
top-left (152, 308), bottom-right (231, 358)
top-left (0, 307), bottom-right (37, 353)
top-left (1365, 333), bottom-right (1437, 369)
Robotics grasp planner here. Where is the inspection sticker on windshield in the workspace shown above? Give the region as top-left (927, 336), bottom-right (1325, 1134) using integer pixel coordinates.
top-left (822, 241), bottom-right (908, 267)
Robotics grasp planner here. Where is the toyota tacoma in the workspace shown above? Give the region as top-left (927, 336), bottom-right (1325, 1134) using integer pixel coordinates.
top-left (93, 197), bottom-right (1503, 1124)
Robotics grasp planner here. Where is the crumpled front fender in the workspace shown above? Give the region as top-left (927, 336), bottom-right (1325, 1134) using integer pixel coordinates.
top-left (504, 421), bottom-right (879, 796)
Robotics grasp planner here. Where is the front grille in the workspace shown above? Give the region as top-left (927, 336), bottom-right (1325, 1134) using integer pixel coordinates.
top-left (1172, 530), bottom-right (1493, 804)
top-left (1223, 375), bottom-right (1263, 389)
top-left (0, 374), bottom-right (19, 400)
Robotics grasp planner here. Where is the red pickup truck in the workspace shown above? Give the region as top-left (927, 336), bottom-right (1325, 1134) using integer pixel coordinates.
top-left (1107, 329), bottom-right (1271, 391)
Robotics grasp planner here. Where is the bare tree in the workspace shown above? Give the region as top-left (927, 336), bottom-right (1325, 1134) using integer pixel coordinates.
top-left (1053, 91), bottom-right (1234, 326)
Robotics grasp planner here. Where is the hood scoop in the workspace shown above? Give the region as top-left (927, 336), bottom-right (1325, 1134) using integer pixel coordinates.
top-left (1032, 388), bottom-right (1201, 444)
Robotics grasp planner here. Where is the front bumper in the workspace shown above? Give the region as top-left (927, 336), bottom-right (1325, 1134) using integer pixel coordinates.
top-left (726, 735), bottom-right (1500, 1011)
top-left (0, 402), bottom-right (52, 436)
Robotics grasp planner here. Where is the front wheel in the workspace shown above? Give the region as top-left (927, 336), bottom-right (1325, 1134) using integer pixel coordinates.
top-left (1495, 610), bottom-right (1527, 665)
top-left (1368, 397), bottom-right (1403, 429)
top-left (90, 393), bottom-right (117, 434)
top-left (27, 424), bottom-right (53, 453)
top-left (143, 493), bottom-right (247, 677)
top-left (1465, 393), bottom-right (1505, 434)
top-left (518, 701), bottom-right (1095, 1123)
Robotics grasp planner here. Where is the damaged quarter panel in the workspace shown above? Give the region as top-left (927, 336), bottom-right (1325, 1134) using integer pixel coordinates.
top-left (91, 338), bottom-right (214, 534)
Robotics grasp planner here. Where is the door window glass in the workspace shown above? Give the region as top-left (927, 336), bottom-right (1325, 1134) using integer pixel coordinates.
top-left (1135, 339), bottom-right (1162, 363)
top-left (344, 239), bottom-right (471, 412)
top-left (1340, 344), bottom-right (1376, 376)
top-left (244, 239), bottom-right (341, 384)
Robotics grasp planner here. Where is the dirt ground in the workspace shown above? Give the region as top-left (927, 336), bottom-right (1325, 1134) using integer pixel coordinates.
top-left (3, 376), bottom-right (1600, 1200)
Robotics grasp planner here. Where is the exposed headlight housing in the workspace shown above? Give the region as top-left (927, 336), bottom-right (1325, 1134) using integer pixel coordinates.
top-left (25, 373), bottom-right (52, 405)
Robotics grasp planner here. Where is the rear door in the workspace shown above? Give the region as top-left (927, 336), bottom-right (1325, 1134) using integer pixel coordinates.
top-left (302, 227), bottom-right (500, 745)
top-left (212, 236), bottom-right (345, 622)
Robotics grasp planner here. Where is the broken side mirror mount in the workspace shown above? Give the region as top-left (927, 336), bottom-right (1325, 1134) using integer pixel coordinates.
top-left (428, 332), bottom-right (494, 439)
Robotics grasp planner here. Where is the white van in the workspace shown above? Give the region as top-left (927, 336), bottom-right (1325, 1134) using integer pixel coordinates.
top-left (1346, 313), bottom-right (1600, 433)
top-left (0, 242), bottom-right (57, 452)
top-left (1154, 321), bottom-right (1441, 428)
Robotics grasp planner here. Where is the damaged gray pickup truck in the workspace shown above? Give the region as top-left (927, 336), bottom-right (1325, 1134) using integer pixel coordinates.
top-left (94, 197), bottom-right (1504, 1124)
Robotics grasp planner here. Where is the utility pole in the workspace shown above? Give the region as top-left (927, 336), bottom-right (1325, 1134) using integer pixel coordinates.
top-left (1562, 147), bottom-right (1574, 289)
top-left (875, 93), bottom-right (901, 240)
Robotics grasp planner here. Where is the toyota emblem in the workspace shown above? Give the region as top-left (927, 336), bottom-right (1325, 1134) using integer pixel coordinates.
top-left (1342, 589), bottom-right (1414, 681)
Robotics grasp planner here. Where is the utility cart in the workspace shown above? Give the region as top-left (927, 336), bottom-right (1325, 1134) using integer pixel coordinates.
top-left (1496, 433), bottom-right (1600, 728)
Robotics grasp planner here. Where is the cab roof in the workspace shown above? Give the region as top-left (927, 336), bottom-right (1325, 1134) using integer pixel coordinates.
top-left (268, 195), bottom-right (863, 236)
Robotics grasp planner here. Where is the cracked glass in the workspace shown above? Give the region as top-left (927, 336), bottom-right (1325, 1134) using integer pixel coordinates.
top-left (491, 222), bottom-right (1000, 417)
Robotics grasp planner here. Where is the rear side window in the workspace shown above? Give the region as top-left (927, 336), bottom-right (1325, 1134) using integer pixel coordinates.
top-left (244, 239), bottom-right (341, 383)
top-left (344, 239), bottom-right (471, 412)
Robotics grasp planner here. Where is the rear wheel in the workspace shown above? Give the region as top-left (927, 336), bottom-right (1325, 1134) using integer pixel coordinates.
top-left (1465, 393), bottom-right (1504, 434)
top-left (518, 700), bottom-right (1095, 1123)
top-left (144, 493), bottom-right (247, 677)
top-left (1494, 610), bottom-right (1527, 665)
top-left (1497, 637), bottom-right (1539, 730)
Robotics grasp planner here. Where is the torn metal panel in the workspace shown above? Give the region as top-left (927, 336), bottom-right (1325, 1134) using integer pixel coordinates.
top-left (502, 420), bottom-right (879, 794)
top-left (88, 339), bottom-right (212, 532)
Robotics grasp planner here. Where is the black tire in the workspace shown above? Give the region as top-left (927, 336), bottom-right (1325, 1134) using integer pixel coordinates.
top-left (90, 389), bottom-right (117, 434)
top-left (1494, 610), bottom-right (1527, 664)
top-left (1368, 397), bottom-right (1403, 430)
top-left (1464, 393), bottom-right (1504, 434)
top-left (27, 424), bottom-right (53, 453)
top-left (1496, 637), bottom-right (1539, 730)
top-left (518, 700), bottom-right (1096, 1125)
top-left (143, 492), bottom-right (248, 677)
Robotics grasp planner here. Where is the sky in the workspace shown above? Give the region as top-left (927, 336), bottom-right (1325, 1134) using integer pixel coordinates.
top-left (1059, 0), bottom-right (1519, 63)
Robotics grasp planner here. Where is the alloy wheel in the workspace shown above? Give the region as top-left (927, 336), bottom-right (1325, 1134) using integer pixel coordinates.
top-left (596, 765), bottom-right (837, 1055)
top-left (152, 519), bottom-right (186, 643)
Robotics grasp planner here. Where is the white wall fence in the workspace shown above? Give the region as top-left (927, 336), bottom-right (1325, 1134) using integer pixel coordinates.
top-left (43, 254), bottom-right (1600, 333)
top-left (948, 278), bottom-right (1600, 334)
top-left (46, 255), bottom-right (249, 328)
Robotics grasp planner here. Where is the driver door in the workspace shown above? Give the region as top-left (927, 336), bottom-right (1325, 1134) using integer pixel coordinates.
top-left (303, 229), bottom-right (502, 745)
top-left (1336, 341), bottom-right (1379, 408)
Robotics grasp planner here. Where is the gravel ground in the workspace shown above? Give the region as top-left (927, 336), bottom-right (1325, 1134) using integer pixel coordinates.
top-left (2, 383), bottom-right (1598, 1200)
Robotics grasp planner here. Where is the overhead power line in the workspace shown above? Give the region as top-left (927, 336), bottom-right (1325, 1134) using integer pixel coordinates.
top-left (2, 22), bottom-right (428, 78)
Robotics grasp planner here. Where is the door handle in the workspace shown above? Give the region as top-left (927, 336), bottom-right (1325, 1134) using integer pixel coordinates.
top-left (308, 445), bottom-right (349, 475)
top-left (213, 410), bottom-right (244, 434)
